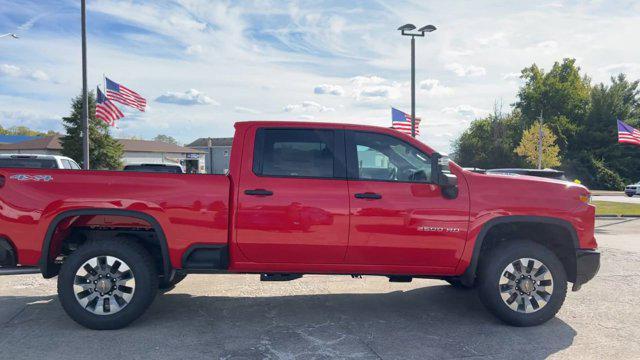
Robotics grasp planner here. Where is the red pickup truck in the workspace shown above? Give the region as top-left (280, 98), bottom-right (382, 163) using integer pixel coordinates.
top-left (0, 121), bottom-right (599, 330)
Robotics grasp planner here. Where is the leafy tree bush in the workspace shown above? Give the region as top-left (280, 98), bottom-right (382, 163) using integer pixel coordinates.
top-left (60, 91), bottom-right (124, 170)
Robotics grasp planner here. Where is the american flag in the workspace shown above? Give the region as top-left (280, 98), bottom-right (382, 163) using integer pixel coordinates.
top-left (105, 77), bottom-right (146, 112)
top-left (618, 120), bottom-right (640, 146)
top-left (391, 107), bottom-right (420, 136)
top-left (96, 87), bottom-right (123, 126)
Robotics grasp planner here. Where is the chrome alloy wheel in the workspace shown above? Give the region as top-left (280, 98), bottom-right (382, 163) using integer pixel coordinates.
top-left (73, 256), bottom-right (136, 315)
top-left (499, 257), bottom-right (553, 313)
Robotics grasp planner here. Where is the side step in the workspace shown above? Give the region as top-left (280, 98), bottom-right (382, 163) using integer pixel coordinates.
top-left (0, 266), bottom-right (40, 276)
top-left (260, 273), bottom-right (303, 282)
top-left (388, 275), bottom-right (413, 283)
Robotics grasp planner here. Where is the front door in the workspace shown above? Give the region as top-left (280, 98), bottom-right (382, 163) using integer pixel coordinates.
top-left (345, 130), bottom-right (469, 268)
top-left (235, 127), bottom-right (349, 264)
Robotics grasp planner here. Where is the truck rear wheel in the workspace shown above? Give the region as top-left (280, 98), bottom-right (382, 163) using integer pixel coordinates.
top-left (57, 239), bottom-right (158, 330)
top-left (477, 240), bottom-right (567, 326)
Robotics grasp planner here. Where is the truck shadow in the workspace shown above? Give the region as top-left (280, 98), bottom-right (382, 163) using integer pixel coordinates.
top-left (0, 284), bottom-right (576, 359)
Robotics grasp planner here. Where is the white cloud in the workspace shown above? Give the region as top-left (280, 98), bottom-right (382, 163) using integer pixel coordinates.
top-left (155, 89), bottom-right (218, 106)
top-left (351, 75), bottom-right (402, 102)
top-left (0, 110), bottom-right (63, 131)
top-left (446, 63), bottom-right (487, 77)
top-left (442, 105), bottom-right (490, 119)
top-left (599, 63), bottom-right (640, 78)
top-left (419, 79), bottom-right (454, 96)
top-left (502, 72), bottom-right (521, 81)
top-left (527, 40), bottom-right (558, 52)
top-left (0, 64), bottom-right (51, 82)
top-left (185, 44), bottom-right (203, 55)
top-left (350, 75), bottom-right (386, 86)
top-left (17, 14), bottom-right (45, 32)
top-left (314, 84), bottom-right (345, 96)
top-left (234, 106), bottom-right (260, 114)
top-left (477, 32), bottom-right (508, 47)
top-left (283, 101), bottom-right (335, 113)
top-left (30, 70), bottom-right (50, 81)
top-left (0, 64), bottom-right (21, 77)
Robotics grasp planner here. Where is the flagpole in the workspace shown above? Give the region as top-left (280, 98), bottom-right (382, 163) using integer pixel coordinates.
top-left (81, 0), bottom-right (89, 170)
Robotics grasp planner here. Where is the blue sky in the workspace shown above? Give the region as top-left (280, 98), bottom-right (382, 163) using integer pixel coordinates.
top-left (2, 0), bottom-right (640, 152)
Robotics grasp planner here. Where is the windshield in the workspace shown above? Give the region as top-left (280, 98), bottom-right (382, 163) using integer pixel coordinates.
top-left (0, 158), bottom-right (57, 169)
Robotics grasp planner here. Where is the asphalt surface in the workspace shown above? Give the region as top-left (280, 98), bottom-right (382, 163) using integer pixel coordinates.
top-left (593, 194), bottom-right (640, 204)
top-left (1, 218), bottom-right (638, 360)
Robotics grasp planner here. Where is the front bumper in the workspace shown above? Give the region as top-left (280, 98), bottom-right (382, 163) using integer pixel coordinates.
top-left (572, 249), bottom-right (600, 291)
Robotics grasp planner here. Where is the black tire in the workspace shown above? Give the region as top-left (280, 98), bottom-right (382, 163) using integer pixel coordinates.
top-left (626, 193), bottom-right (635, 197)
top-left (477, 240), bottom-right (567, 327)
top-left (58, 239), bottom-right (158, 330)
top-left (159, 273), bottom-right (187, 292)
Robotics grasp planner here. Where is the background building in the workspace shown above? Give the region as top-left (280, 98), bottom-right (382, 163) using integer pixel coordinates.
top-left (0, 135), bottom-right (205, 172)
top-left (188, 137), bottom-right (233, 174)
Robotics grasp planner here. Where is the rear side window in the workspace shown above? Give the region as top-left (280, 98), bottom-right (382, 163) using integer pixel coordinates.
top-left (253, 128), bottom-right (342, 179)
top-left (0, 158), bottom-right (57, 169)
top-left (61, 159), bottom-right (73, 169)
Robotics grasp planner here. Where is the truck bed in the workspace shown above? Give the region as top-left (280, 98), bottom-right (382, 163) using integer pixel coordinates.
top-left (0, 168), bottom-right (230, 269)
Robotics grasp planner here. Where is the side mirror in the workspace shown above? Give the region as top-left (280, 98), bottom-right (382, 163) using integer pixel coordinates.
top-left (431, 152), bottom-right (458, 199)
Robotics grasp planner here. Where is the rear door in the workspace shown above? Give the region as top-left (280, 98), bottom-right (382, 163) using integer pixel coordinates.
top-left (345, 130), bottom-right (469, 268)
top-left (235, 126), bottom-right (350, 264)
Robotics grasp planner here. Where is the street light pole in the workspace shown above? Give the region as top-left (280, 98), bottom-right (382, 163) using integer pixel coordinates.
top-left (411, 36), bottom-right (416, 138)
top-left (398, 24), bottom-right (436, 137)
top-left (81, 0), bottom-right (89, 169)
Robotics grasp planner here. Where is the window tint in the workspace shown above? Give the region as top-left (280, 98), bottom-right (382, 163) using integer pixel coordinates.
top-left (351, 131), bottom-right (432, 183)
top-left (254, 129), bottom-right (336, 178)
top-left (0, 158), bottom-right (57, 169)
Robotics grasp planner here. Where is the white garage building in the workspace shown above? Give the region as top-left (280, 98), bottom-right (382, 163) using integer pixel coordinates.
top-left (0, 135), bottom-right (206, 172)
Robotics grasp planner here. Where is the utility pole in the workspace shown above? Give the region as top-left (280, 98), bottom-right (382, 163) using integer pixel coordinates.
top-left (81, 0), bottom-right (89, 169)
top-left (398, 24), bottom-right (436, 137)
top-left (537, 109), bottom-right (543, 169)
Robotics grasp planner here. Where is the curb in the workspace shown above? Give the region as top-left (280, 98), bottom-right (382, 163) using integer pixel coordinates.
top-left (596, 214), bottom-right (640, 218)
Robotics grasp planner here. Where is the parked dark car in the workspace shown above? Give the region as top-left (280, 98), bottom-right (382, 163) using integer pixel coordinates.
top-left (123, 163), bottom-right (184, 174)
top-left (486, 168), bottom-right (569, 181)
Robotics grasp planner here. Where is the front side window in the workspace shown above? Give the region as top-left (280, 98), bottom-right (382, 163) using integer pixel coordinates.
top-left (351, 131), bottom-right (432, 183)
top-left (253, 129), bottom-right (336, 178)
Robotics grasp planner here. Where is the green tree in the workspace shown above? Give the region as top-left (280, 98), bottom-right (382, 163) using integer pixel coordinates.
top-left (0, 125), bottom-right (58, 136)
top-left (514, 121), bottom-right (561, 168)
top-left (451, 110), bottom-right (525, 169)
top-left (60, 91), bottom-right (124, 169)
top-left (153, 134), bottom-right (179, 145)
top-left (515, 58), bottom-right (591, 154)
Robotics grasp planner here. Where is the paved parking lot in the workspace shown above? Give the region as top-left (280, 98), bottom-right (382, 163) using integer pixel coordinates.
top-left (1, 218), bottom-right (638, 360)
top-left (593, 194), bottom-right (640, 204)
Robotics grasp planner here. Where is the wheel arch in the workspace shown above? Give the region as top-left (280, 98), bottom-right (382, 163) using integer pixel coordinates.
top-left (39, 209), bottom-right (171, 278)
top-left (460, 215), bottom-right (579, 286)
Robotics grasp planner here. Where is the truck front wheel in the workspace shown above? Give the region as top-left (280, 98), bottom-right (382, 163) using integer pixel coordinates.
top-left (57, 239), bottom-right (158, 330)
top-left (477, 240), bottom-right (567, 326)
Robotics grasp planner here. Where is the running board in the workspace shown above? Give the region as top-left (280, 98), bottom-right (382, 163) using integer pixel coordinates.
top-left (0, 266), bottom-right (40, 276)
top-left (260, 273), bottom-right (303, 282)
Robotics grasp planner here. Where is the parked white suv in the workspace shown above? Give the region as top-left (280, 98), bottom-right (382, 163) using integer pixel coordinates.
top-left (0, 154), bottom-right (81, 169)
top-left (625, 182), bottom-right (640, 197)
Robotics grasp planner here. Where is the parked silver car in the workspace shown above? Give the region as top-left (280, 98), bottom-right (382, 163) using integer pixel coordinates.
top-left (625, 182), bottom-right (640, 197)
